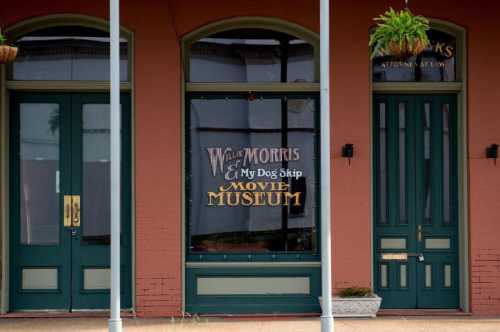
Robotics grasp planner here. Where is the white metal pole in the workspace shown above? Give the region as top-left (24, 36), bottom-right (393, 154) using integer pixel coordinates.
top-left (320, 0), bottom-right (334, 331)
top-left (109, 0), bottom-right (122, 331)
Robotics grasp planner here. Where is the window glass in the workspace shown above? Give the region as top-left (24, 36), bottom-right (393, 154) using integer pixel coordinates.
top-left (372, 29), bottom-right (456, 82)
top-left (189, 29), bottom-right (315, 83)
top-left (10, 26), bottom-right (129, 81)
top-left (20, 103), bottom-right (60, 245)
top-left (82, 104), bottom-right (111, 244)
top-left (188, 94), bottom-right (318, 253)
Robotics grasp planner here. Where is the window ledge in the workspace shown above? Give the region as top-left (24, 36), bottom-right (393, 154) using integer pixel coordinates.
top-left (186, 82), bottom-right (320, 92)
top-left (373, 82), bottom-right (463, 92)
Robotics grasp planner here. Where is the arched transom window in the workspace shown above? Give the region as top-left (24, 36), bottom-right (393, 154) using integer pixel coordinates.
top-left (9, 26), bottom-right (130, 81)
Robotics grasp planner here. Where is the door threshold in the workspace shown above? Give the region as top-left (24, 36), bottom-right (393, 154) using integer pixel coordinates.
top-left (0, 310), bottom-right (135, 318)
top-left (378, 309), bottom-right (471, 317)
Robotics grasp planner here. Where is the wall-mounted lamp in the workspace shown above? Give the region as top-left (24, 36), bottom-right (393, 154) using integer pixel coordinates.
top-left (342, 144), bottom-right (354, 167)
top-left (486, 144), bottom-right (499, 165)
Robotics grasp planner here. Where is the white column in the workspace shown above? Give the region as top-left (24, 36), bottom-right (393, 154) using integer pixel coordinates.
top-left (320, 0), bottom-right (334, 331)
top-left (109, 0), bottom-right (122, 331)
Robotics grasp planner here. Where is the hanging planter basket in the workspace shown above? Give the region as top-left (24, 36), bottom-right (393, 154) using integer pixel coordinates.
top-left (387, 39), bottom-right (426, 59)
top-left (0, 44), bottom-right (18, 64)
top-left (369, 7), bottom-right (430, 60)
top-left (0, 32), bottom-right (18, 64)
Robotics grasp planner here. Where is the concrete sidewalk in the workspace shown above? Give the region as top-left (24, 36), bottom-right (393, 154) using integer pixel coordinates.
top-left (0, 317), bottom-right (499, 332)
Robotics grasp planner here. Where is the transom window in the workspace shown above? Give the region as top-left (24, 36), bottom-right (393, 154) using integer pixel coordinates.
top-left (185, 25), bottom-right (319, 260)
top-left (372, 29), bottom-right (457, 82)
top-left (188, 28), bottom-right (316, 83)
top-left (9, 26), bottom-right (129, 81)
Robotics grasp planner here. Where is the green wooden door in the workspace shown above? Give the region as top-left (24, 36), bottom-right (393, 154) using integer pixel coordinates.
top-left (373, 94), bottom-right (459, 309)
top-left (10, 92), bottom-right (131, 311)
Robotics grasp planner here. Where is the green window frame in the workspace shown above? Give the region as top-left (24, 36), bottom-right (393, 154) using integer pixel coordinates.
top-left (183, 21), bottom-right (321, 263)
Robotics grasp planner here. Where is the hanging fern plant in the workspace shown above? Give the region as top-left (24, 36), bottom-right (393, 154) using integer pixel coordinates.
top-left (0, 31), bottom-right (18, 64)
top-left (369, 7), bottom-right (430, 59)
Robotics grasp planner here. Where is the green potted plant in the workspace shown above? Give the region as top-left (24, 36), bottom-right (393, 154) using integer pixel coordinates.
top-left (319, 287), bottom-right (382, 318)
top-left (369, 7), bottom-right (430, 59)
top-left (0, 31), bottom-right (18, 64)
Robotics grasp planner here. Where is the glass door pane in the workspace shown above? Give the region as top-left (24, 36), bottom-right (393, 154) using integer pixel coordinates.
top-left (82, 104), bottom-right (112, 244)
top-left (20, 103), bottom-right (60, 245)
top-left (11, 94), bottom-right (72, 311)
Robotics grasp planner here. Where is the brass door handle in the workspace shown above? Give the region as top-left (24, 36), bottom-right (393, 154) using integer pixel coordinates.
top-left (72, 195), bottom-right (81, 227)
top-left (64, 195), bottom-right (72, 227)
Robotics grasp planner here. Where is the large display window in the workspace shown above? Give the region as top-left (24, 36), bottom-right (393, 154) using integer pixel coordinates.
top-left (187, 93), bottom-right (319, 257)
top-left (185, 28), bottom-right (320, 261)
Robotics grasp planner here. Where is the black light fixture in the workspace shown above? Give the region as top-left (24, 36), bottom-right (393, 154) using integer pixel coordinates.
top-left (486, 144), bottom-right (499, 165)
top-left (342, 144), bottom-right (354, 166)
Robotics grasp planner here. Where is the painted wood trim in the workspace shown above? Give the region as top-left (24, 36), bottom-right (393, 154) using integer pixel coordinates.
top-left (373, 83), bottom-right (463, 93)
top-left (186, 266), bottom-right (321, 314)
top-left (0, 62), bottom-right (10, 314)
top-left (6, 81), bottom-right (132, 92)
top-left (186, 82), bottom-right (320, 92)
top-left (186, 262), bottom-right (321, 268)
top-left (4, 14), bottom-right (134, 38)
top-left (196, 276), bottom-right (310, 295)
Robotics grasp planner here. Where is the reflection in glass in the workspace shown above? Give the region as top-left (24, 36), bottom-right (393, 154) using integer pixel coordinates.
top-left (20, 103), bottom-right (60, 245)
top-left (372, 29), bottom-right (456, 82)
top-left (443, 104), bottom-right (451, 224)
top-left (400, 264), bottom-right (407, 288)
top-left (424, 103), bottom-right (432, 224)
top-left (425, 264), bottom-right (432, 288)
top-left (399, 103), bottom-right (407, 224)
top-left (189, 95), bottom-right (317, 253)
top-left (83, 104), bottom-right (112, 244)
top-left (189, 29), bottom-right (315, 83)
top-left (444, 265), bottom-right (452, 288)
top-left (11, 26), bottom-right (129, 81)
top-left (378, 103), bottom-right (388, 224)
top-left (380, 264), bottom-right (388, 288)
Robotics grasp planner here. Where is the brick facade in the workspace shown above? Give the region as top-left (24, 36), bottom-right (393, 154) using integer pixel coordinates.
top-left (0, 0), bottom-right (500, 317)
top-left (471, 249), bottom-right (500, 314)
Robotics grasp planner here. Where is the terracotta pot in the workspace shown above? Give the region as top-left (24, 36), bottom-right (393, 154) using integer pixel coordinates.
top-left (0, 45), bottom-right (18, 64)
top-left (388, 39), bottom-right (426, 59)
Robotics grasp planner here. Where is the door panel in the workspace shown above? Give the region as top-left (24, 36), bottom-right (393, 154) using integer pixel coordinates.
top-left (374, 94), bottom-right (459, 309)
top-left (10, 93), bottom-right (131, 311)
top-left (10, 94), bottom-right (72, 310)
top-left (70, 94), bottom-right (132, 309)
top-left (414, 95), bottom-right (458, 308)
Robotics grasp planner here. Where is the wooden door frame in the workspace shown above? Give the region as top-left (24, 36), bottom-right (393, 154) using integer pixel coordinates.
top-left (369, 19), bottom-right (469, 312)
top-left (7, 92), bottom-right (133, 311)
top-left (0, 14), bottom-right (135, 313)
top-left (372, 94), bottom-right (460, 309)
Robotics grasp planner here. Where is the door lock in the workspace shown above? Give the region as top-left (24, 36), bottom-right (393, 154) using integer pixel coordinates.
top-left (407, 253), bottom-right (425, 262)
top-left (63, 195), bottom-right (81, 228)
top-left (71, 195), bottom-right (81, 227)
top-left (64, 195), bottom-right (72, 227)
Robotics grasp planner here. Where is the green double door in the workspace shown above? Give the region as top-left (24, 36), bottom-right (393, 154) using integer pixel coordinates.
top-left (374, 94), bottom-right (459, 309)
top-left (10, 93), bottom-right (132, 311)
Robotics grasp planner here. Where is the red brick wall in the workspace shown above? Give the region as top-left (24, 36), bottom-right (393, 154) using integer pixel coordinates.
top-left (471, 249), bottom-right (500, 314)
top-left (333, 0), bottom-right (500, 315)
top-left (2, 0), bottom-right (500, 317)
